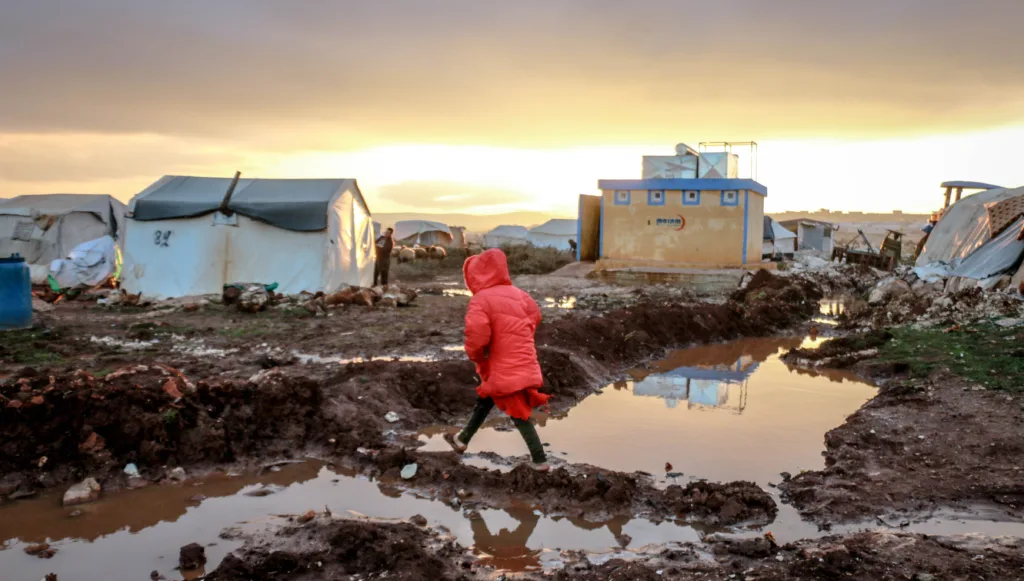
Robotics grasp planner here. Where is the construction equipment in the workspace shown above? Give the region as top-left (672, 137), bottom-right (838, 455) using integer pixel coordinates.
top-left (832, 229), bottom-right (903, 270)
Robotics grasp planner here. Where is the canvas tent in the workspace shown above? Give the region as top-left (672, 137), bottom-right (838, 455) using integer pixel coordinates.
top-left (917, 185), bottom-right (1024, 266)
top-left (528, 219), bottom-right (577, 250)
top-left (0, 194), bottom-right (126, 281)
top-left (121, 176), bottom-right (374, 298)
top-left (393, 220), bottom-right (454, 247)
top-left (484, 225), bottom-right (529, 247)
top-left (762, 216), bottom-right (797, 258)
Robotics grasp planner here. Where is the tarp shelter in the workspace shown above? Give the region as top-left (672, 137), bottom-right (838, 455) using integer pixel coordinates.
top-left (484, 225), bottom-right (529, 248)
top-left (121, 176), bottom-right (374, 298)
top-left (779, 219), bottom-right (836, 254)
top-left (528, 219), bottom-right (578, 250)
top-left (917, 185), bottom-right (1024, 266)
top-left (393, 220), bottom-right (453, 247)
top-left (762, 216), bottom-right (797, 257)
top-left (0, 194), bottom-right (126, 282)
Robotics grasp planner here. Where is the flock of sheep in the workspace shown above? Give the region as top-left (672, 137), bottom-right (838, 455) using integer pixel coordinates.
top-left (391, 244), bottom-right (449, 263)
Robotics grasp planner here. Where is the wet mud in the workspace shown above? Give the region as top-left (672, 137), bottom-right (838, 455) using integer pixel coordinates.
top-left (780, 333), bottom-right (1024, 524)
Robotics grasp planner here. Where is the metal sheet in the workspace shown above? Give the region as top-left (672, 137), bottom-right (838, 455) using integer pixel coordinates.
top-left (697, 153), bottom-right (739, 179)
top-left (642, 155), bottom-right (698, 179)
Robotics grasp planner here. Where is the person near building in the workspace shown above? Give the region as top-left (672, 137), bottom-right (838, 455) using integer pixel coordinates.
top-left (374, 227), bottom-right (394, 286)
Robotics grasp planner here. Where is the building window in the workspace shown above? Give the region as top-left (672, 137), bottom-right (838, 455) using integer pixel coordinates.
top-left (683, 190), bottom-right (701, 206)
top-left (12, 221), bottom-right (35, 241)
top-left (648, 190), bottom-right (665, 206)
top-left (721, 190), bottom-right (739, 206)
top-left (614, 190), bottom-right (631, 205)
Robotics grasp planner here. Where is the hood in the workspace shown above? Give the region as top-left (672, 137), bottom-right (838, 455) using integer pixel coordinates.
top-left (463, 248), bottom-right (512, 294)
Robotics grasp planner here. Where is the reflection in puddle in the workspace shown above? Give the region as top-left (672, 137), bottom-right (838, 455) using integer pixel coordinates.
top-left (443, 289), bottom-right (473, 297)
top-left (543, 296), bottom-right (577, 310)
top-left (0, 462), bottom-right (701, 580)
top-left (291, 351), bottom-right (434, 365)
top-left (422, 336), bottom-right (874, 486)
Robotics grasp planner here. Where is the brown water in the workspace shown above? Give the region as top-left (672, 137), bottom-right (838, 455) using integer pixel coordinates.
top-left (5, 336), bottom-right (1023, 580)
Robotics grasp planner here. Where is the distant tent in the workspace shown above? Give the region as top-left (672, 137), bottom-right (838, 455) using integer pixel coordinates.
top-left (122, 176), bottom-right (374, 298)
top-left (918, 185), bottom-right (1024, 266)
top-left (528, 219), bottom-right (578, 250)
top-left (0, 194), bottom-right (126, 282)
top-left (483, 225), bottom-right (529, 247)
top-left (393, 220), bottom-right (454, 247)
top-left (762, 216), bottom-right (797, 258)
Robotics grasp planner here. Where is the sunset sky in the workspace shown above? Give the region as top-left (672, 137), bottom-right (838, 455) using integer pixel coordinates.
top-left (2, 0), bottom-right (1022, 216)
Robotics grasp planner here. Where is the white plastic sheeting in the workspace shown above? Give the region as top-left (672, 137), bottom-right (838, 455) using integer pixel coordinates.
top-left (121, 184), bottom-right (373, 298)
top-left (912, 262), bottom-right (954, 284)
top-left (483, 225), bottom-right (529, 248)
top-left (528, 219), bottom-right (577, 250)
top-left (0, 194), bottom-right (126, 265)
top-left (951, 217), bottom-right (1024, 281)
top-left (393, 220), bottom-right (453, 246)
top-left (917, 186), bottom-right (1024, 266)
top-left (49, 236), bottom-right (120, 289)
top-left (762, 217), bottom-right (797, 256)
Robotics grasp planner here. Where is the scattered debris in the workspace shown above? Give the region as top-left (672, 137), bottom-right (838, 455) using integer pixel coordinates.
top-left (384, 411), bottom-right (400, 423)
top-left (400, 463), bottom-right (418, 480)
top-left (123, 463), bottom-right (140, 477)
top-left (62, 478), bottom-right (101, 506)
top-left (297, 510), bottom-right (317, 524)
top-left (168, 467), bottom-right (187, 482)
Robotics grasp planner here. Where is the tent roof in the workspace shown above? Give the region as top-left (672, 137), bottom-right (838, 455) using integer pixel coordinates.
top-left (941, 181), bottom-right (1003, 190)
top-left (0, 194), bottom-right (125, 220)
top-left (486, 225), bottom-right (529, 238)
top-left (529, 219), bottom-right (577, 236)
top-left (393, 219), bottom-right (452, 241)
top-left (763, 217), bottom-right (797, 241)
top-left (918, 185), bottom-right (1024, 266)
top-left (129, 176), bottom-right (367, 232)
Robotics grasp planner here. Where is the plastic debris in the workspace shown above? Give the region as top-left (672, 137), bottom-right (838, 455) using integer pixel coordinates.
top-left (384, 411), bottom-right (400, 423)
top-left (400, 463), bottom-right (418, 480)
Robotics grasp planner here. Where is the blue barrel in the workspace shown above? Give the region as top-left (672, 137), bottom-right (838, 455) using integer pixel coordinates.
top-left (0, 254), bottom-right (32, 330)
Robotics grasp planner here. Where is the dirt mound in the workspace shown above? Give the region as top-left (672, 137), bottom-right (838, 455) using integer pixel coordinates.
top-left (207, 519), bottom-right (473, 581)
top-left (538, 271), bottom-right (820, 367)
top-left (363, 449), bottom-right (775, 526)
top-left (0, 365), bottom-right (357, 491)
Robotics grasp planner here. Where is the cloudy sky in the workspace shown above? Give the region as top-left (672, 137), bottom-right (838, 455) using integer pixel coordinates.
top-left (2, 0), bottom-right (1022, 215)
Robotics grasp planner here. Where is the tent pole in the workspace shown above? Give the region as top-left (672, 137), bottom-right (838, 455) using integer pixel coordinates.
top-left (219, 171), bottom-right (242, 215)
top-left (943, 187), bottom-right (952, 209)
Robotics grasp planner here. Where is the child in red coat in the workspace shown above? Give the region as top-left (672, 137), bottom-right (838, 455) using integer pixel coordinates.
top-left (445, 249), bottom-right (550, 471)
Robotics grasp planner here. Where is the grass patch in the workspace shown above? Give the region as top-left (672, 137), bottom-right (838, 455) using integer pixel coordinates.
top-left (0, 327), bottom-right (66, 365)
top-left (878, 323), bottom-right (1024, 391)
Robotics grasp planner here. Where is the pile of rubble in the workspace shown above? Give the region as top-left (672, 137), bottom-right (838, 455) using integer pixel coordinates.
top-left (775, 251), bottom-right (885, 296)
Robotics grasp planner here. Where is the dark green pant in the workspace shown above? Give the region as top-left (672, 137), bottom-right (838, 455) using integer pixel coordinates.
top-left (458, 397), bottom-right (547, 463)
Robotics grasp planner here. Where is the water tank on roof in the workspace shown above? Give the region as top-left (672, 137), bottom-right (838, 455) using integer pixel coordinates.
top-left (675, 143), bottom-right (698, 156)
top-left (0, 254), bottom-right (32, 330)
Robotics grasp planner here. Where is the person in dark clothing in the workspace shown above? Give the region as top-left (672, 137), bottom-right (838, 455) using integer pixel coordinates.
top-left (374, 227), bottom-right (394, 286)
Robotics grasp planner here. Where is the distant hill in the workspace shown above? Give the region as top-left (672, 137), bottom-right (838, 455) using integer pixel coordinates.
top-left (372, 211), bottom-right (573, 233)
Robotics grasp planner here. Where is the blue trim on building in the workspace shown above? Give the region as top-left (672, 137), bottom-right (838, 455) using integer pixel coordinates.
top-left (613, 190), bottom-right (631, 205)
top-left (576, 195), bottom-right (583, 261)
top-left (648, 190), bottom-right (665, 206)
top-left (682, 190), bottom-right (701, 206)
top-left (721, 190), bottom-right (739, 207)
top-left (598, 178), bottom-right (768, 197)
top-left (741, 190), bottom-right (750, 265)
top-left (599, 195), bottom-right (605, 258)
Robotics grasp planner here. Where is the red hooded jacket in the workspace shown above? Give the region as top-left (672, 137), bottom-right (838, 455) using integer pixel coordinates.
top-left (463, 249), bottom-right (549, 420)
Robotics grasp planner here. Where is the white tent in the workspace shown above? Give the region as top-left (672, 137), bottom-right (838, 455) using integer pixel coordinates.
top-left (121, 176), bottom-right (374, 298)
top-left (393, 219), bottom-right (454, 246)
top-left (917, 185), bottom-right (1024, 266)
top-left (528, 219), bottom-right (578, 250)
top-left (0, 194), bottom-right (126, 282)
top-left (762, 216), bottom-right (797, 257)
top-left (484, 225), bottom-right (529, 248)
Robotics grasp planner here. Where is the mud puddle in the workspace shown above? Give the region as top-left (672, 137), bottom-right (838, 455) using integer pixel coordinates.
top-left (0, 461), bottom-right (707, 580)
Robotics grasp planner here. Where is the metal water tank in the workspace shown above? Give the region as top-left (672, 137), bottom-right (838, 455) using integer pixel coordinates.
top-left (0, 253), bottom-right (32, 330)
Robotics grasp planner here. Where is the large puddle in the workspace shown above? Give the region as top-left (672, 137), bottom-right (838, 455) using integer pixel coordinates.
top-left (5, 336), bottom-right (1024, 580)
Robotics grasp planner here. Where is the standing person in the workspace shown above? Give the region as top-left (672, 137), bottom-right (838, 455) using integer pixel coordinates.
top-left (374, 227), bottom-right (394, 287)
top-left (445, 248), bottom-right (550, 471)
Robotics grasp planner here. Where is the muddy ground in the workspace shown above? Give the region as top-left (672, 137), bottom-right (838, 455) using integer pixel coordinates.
top-left (205, 516), bottom-right (1024, 581)
top-left (780, 329), bottom-right (1024, 525)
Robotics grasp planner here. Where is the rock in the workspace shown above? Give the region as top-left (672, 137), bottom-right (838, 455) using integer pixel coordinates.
top-left (162, 378), bottom-right (184, 399)
top-left (124, 463), bottom-right (140, 477)
top-left (63, 478), bottom-right (101, 506)
top-left (868, 278), bottom-right (912, 305)
top-left (350, 289), bottom-right (375, 308)
top-left (78, 432), bottom-right (106, 454)
top-left (995, 318), bottom-right (1024, 328)
top-left (401, 463), bottom-right (418, 480)
top-left (127, 477), bottom-right (150, 490)
top-left (179, 542), bottom-right (207, 571)
top-left (914, 574), bottom-right (936, 581)
top-left (384, 411), bottom-right (400, 423)
top-left (31, 298), bottom-right (55, 313)
top-left (324, 288), bottom-right (356, 306)
top-left (168, 467), bottom-right (187, 482)
top-left (237, 285), bottom-right (269, 313)
top-left (295, 510), bottom-right (317, 524)
top-left (410, 514), bottom-right (428, 527)
top-left (24, 543), bottom-right (50, 555)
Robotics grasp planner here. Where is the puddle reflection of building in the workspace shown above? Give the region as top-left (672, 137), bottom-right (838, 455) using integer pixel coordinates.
top-left (628, 337), bottom-right (805, 413)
